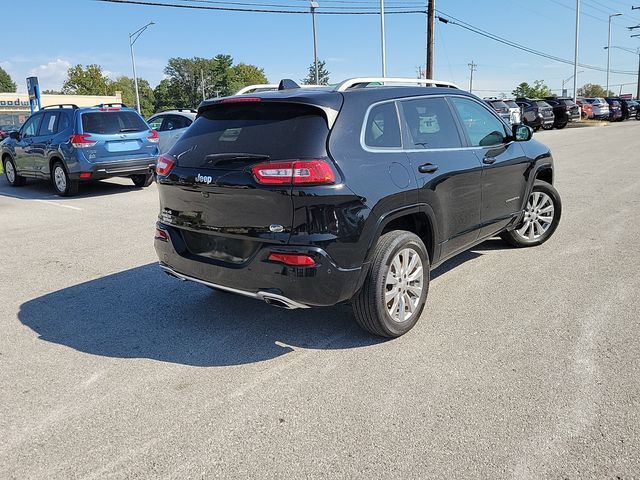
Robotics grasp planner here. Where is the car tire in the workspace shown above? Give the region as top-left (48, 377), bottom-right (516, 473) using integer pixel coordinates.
top-left (533, 126), bottom-right (541, 132)
top-left (131, 173), bottom-right (154, 188)
top-left (3, 156), bottom-right (26, 186)
top-left (51, 161), bottom-right (78, 197)
top-left (352, 231), bottom-right (429, 338)
top-left (500, 180), bottom-right (561, 248)
top-left (555, 121), bottom-right (568, 129)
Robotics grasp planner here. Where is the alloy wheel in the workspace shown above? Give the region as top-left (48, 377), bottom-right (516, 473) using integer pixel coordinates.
top-left (384, 248), bottom-right (424, 323)
top-left (54, 166), bottom-right (67, 193)
top-left (515, 191), bottom-right (555, 240)
top-left (5, 161), bottom-right (15, 183)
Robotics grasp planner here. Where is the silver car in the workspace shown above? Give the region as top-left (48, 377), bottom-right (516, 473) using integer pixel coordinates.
top-left (147, 109), bottom-right (197, 153)
top-left (582, 98), bottom-right (610, 120)
top-left (504, 100), bottom-right (522, 125)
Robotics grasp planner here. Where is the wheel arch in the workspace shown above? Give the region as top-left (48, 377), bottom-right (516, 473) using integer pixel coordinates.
top-left (48, 155), bottom-right (66, 177)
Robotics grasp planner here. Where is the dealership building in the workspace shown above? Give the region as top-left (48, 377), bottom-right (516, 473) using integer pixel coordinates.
top-left (0, 91), bottom-right (123, 126)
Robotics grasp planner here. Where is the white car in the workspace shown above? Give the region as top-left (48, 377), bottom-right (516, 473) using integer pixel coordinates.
top-left (147, 110), bottom-right (196, 153)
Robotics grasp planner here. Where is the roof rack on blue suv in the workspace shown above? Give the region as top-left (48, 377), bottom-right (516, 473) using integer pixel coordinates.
top-left (2, 103), bottom-right (159, 196)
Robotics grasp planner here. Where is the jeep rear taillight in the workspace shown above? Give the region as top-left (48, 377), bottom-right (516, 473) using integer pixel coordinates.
top-left (70, 134), bottom-right (97, 148)
top-left (251, 159), bottom-right (335, 185)
top-left (156, 154), bottom-right (175, 176)
top-left (148, 129), bottom-right (159, 143)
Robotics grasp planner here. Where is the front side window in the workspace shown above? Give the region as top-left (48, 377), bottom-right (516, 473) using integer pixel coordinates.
top-left (451, 97), bottom-right (507, 147)
top-left (163, 115), bottom-right (192, 131)
top-left (401, 97), bottom-right (462, 149)
top-left (363, 102), bottom-right (401, 149)
top-left (21, 114), bottom-right (42, 138)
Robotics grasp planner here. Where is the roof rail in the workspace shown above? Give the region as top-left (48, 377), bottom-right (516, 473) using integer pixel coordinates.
top-left (94, 102), bottom-right (129, 108)
top-left (41, 104), bottom-right (79, 110)
top-left (334, 77), bottom-right (460, 92)
top-left (235, 83), bottom-right (327, 95)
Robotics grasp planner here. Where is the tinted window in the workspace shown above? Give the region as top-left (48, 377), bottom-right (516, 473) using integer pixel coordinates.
top-left (21, 114), bottom-right (42, 138)
top-left (163, 115), bottom-right (192, 131)
top-left (451, 97), bottom-right (507, 147)
top-left (401, 97), bottom-right (462, 149)
top-left (147, 116), bottom-right (163, 130)
top-left (489, 100), bottom-right (509, 110)
top-left (81, 111), bottom-right (147, 134)
top-left (504, 101), bottom-right (519, 109)
top-left (58, 111), bottom-right (73, 132)
top-left (547, 100), bottom-right (559, 106)
top-left (364, 102), bottom-right (401, 148)
top-left (535, 101), bottom-right (551, 108)
top-left (38, 112), bottom-right (59, 136)
top-left (174, 103), bottom-right (329, 168)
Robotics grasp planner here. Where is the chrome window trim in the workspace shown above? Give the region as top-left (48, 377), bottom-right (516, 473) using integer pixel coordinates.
top-left (360, 93), bottom-right (511, 154)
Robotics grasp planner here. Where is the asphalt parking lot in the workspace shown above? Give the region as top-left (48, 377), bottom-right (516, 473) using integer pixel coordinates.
top-left (1, 122), bottom-right (639, 479)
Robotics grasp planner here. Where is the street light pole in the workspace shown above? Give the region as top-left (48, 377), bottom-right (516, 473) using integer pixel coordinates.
top-left (562, 70), bottom-right (584, 97)
top-left (129, 21), bottom-right (154, 114)
top-left (572, 0), bottom-right (580, 102)
top-left (607, 13), bottom-right (623, 95)
top-left (380, 0), bottom-right (386, 76)
top-left (310, 1), bottom-right (319, 84)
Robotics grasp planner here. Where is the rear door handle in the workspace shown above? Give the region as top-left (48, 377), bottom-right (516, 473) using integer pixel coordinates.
top-left (418, 163), bottom-right (439, 174)
top-left (482, 157), bottom-right (496, 165)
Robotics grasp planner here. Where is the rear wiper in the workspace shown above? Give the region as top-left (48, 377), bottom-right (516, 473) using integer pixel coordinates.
top-left (119, 128), bottom-right (142, 133)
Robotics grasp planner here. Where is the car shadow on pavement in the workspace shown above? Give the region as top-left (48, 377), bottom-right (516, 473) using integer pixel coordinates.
top-left (431, 238), bottom-right (510, 280)
top-left (18, 263), bottom-right (383, 367)
top-left (0, 177), bottom-right (145, 200)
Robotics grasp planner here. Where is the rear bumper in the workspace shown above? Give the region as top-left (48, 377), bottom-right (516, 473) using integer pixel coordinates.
top-left (70, 158), bottom-right (156, 180)
top-left (154, 222), bottom-right (363, 308)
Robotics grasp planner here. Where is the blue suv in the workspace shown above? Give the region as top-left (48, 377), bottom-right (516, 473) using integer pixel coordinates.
top-left (1, 103), bottom-right (158, 196)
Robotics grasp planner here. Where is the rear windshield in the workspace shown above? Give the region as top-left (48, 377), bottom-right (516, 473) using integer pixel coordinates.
top-left (81, 111), bottom-right (148, 134)
top-left (535, 101), bottom-right (551, 108)
top-left (490, 101), bottom-right (508, 110)
top-left (504, 101), bottom-right (518, 108)
top-left (173, 103), bottom-right (329, 168)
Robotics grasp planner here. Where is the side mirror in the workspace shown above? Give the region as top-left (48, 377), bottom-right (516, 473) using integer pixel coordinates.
top-left (9, 131), bottom-right (20, 140)
top-left (513, 124), bottom-right (533, 142)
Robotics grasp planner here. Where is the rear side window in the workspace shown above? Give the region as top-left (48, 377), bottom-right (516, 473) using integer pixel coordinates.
top-left (174, 103), bottom-right (329, 168)
top-left (401, 97), bottom-right (462, 149)
top-left (536, 101), bottom-right (551, 108)
top-left (364, 102), bottom-right (401, 148)
top-left (38, 112), bottom-right (59, 136)
top-left (58, 111), bottom-right (72, 132)
top-left (81, 111), bottom-right (148, 134)
top-left (163, 115), bottom-right (192, 131)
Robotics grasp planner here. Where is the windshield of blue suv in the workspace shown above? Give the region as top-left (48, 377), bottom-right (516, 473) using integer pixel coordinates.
top-left (81, 111), bottom-right (148, 135)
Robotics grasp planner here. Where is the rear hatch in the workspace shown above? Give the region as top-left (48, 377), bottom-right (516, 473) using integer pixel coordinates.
top-left (536, 101), bottom-right (554, 118)
top-left (562, 99), bottom-right (580, 118)
top-left (157, 100), bottom-right (335, 259)
top-left (80, 109), bottom-right (156, 162)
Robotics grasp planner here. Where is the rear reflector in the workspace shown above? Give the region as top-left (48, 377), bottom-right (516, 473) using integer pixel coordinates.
top-left (251, 159), bottom-right (335, 185)
top-left (155, 227), bottom-right (169, 242)
top-left (79, 172), bottom-right (92, 179)
top-left (147, 129), bottom-right (159, 143)
top-left (156, 154), bottom-right (175, 176)
top-left (219, 97), bottom-right (262, 103)
top-left (70, 134), bottom-right (97, 148)
top-left (268, 253), bottom-right (316, 267)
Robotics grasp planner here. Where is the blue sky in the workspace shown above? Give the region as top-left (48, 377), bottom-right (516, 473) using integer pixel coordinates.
top-left (3, 0), bottom-right (640, 97)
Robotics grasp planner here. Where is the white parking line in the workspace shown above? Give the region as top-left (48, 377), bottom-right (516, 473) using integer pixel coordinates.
top-left (34, 200), bottom-right (83, 211)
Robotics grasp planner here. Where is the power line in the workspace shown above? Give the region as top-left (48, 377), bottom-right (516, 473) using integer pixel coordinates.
top-left (436, 9), bottom-right (638, 75)
top-left (95, 0), bottom-right (426, 13)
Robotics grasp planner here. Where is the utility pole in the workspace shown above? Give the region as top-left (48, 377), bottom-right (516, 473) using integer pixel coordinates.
top-left (468, 61), bottom-right (477, 93)
top-left (310, 1), bottom-right (319, 84)
top-left (426, 0), bottom-right (435, 79)
top-left (380, 0), bottom-right (386, 76)
top-left (572, 0), bottom-right (580, 102)
top-left (129, 21), bottom-right (155, 114)
top-left (607, 13), bottom-right (623, 95)
top-left (200, 69), bottom-right (205, 101)
top-left (633, 34), bottom-right (640, 99)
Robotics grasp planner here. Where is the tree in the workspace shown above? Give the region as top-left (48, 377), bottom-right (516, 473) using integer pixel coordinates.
top-left (41, 89), bottom-right (63, 95)
top-left (0, 66), bottom-right (17, 92)
top-left (512, 80), bottom-right (551, 98)
top-left (301, 60), bottom-right (330, 85)
top-left (577, 83), bottom-right (614, 98)
top-left (109, 76), bottom-right (155, 117)
top-left (62, 64), bottom-right (111, 95)
top-left (160, 55), bottom-right (268, 109)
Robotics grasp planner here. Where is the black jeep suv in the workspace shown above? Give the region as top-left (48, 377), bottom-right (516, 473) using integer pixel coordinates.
top-left (154, 78), bottom-right (561, 338)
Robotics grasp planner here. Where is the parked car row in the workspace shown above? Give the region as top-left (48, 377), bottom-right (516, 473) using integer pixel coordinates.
top-left (576, 97), bottom-right (639, 122)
